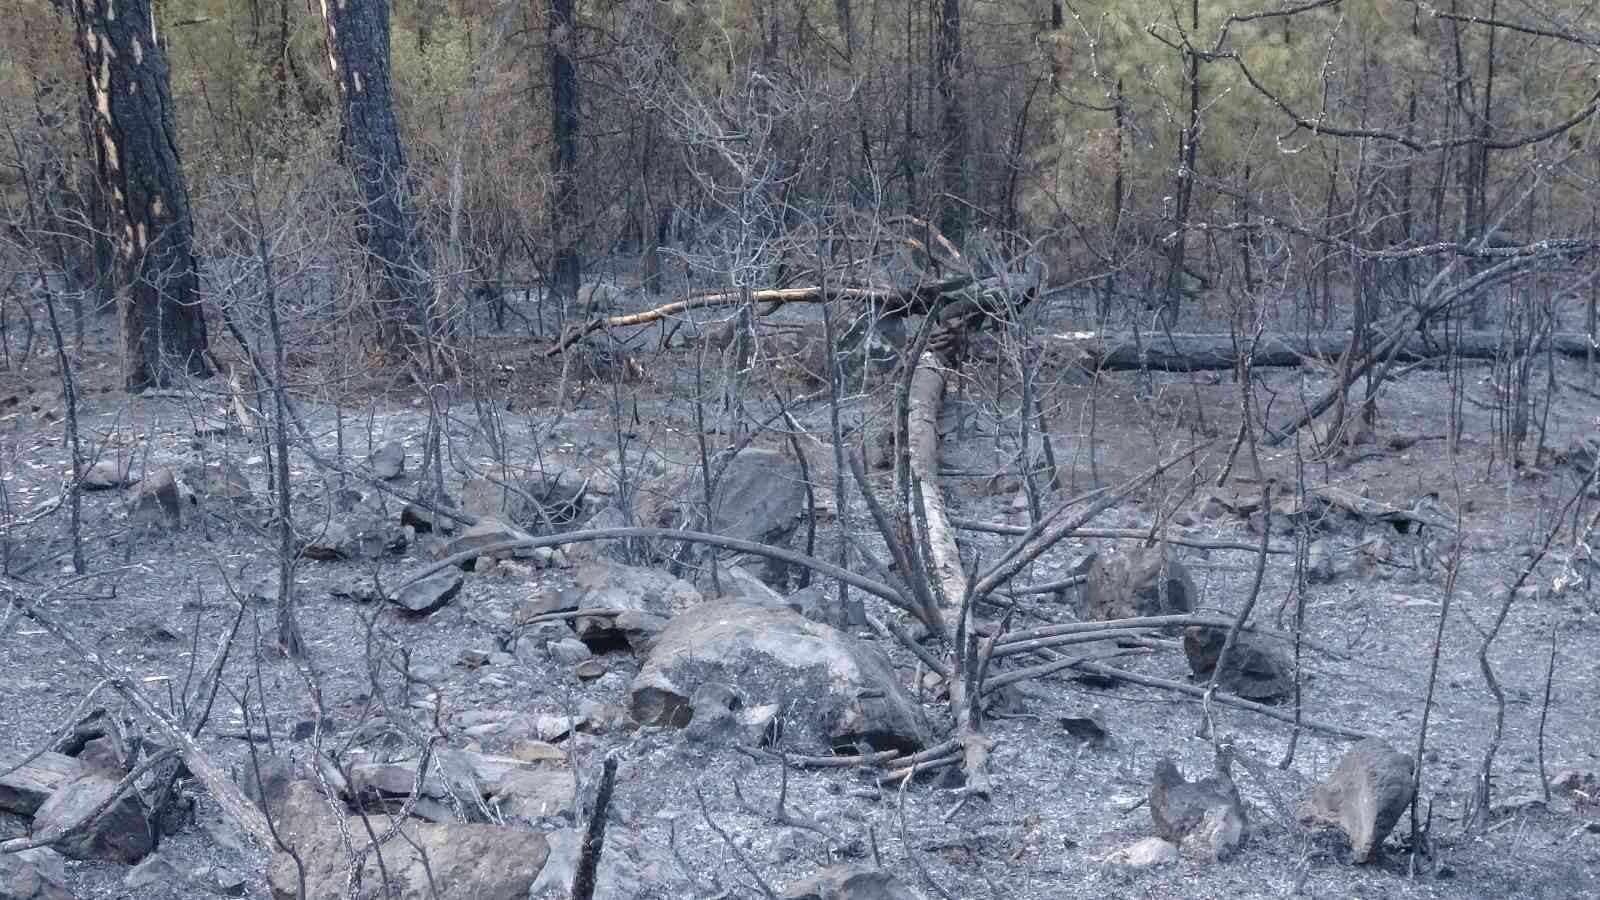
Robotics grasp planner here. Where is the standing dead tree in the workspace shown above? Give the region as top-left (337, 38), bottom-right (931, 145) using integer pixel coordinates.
top-left (70, 0), bottom-right (212, 391)
top-left (317, 0), bottom-right (437, 357)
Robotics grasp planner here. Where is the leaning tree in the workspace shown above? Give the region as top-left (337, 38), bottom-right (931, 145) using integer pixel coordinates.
top-left (71, 0), bottom-right (211, 391)
top-left (317, 0), bottom-right (436, 354)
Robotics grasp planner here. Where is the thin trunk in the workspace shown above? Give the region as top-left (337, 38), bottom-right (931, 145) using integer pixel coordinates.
top-left (72, 0), bottom-right (212, 392)
top-left (934, 0), bottom-right (968, 245)
top-left (1161, 0), bottom-right (1202, 329)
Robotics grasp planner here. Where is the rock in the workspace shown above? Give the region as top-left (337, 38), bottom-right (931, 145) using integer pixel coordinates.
top-left (443, 517), bottom-right (539, 567)
top-left (528, 825), bottom-right (675, 899)
top-left (1182, 626), bottom-right (1293, 701)
top-left (782, 864), bottom-right (926, 900)
top-left (237, 753), bottom-right (295, 822)
top-left (461, 469), bottom-right (601, 531)
top-left (31, 772), bottom-right (154, 864)
top-left (371, 441), bottom-right (406, 480)
top-left (631, 599), bottom-right (928, 754)
top-left (1307, 539), bottom-right (1338, 584)
top-left (0, 751), bottom-right (83, 815)
top-left (350, 749), bottom-right (575, 823)
top-left (82, 457), bottom-right (134, 490)
top-left (0, 848), bottom-right (72, 900)
top-left (77, 736), bottom-right (126, 775)
top-left (126, 467), bottom-right (184, 529)
top-left (125, 853), bottom-right (181, 889)
top-left (547, 637), bottom-right (592, 665)
top-left (1104, 836), bottom-right (1179, 869)
top-left (181, 462), bottom-right (253, 504)
top-left (267, 780), bottom-right (550, 900)
top-left (566, 562), bottom-right (702, 651)
top-left (1297, 738), bottom-right (1415, 863)
top-left (783, 584), bottom-right (842, 624)
top-left (1149, 744), bottom-right (1246, 861)
top-left (575, 659), bottom-right (607, 681)
top-left (303, 518), bottom-right (392, 561)
top-left (1059, 708), bottom-right (1110, 748)
top-left (401, 502), bottom-right (460, 535)
top-left (190, 866), bottom-right (248, 897)
top-left (703, 565), bottom-right (787, 606)
top-left (1077, 549), bottom-right (1196, 621)
top-left (640, 448), bottom-right (806, 547)
top-left (392, 570), bottom-right (464, 615)
top-left (510, 741), bottom-right (567, 765)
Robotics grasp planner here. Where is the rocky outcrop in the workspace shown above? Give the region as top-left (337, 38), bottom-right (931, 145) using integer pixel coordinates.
top-left (631, 599), bottom-right (927, 753)
top-left (1297, 738), bottom-right (1415, 863)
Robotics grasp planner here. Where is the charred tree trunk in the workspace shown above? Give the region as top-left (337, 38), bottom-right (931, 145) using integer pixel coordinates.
top-left (318, 0), bottom-right (435, 353)
top-left (548, 0), bottom-right (581, 304)
top-left (72, 0), bottom-right (211, 392)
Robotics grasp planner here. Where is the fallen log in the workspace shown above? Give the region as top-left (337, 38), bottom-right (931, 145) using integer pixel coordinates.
top-left (1064, 329), bottom-right (1597, 372)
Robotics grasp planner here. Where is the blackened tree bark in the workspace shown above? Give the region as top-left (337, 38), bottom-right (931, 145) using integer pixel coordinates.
top-left (548, 0), bottom-right (581, 304)
top-left (72, 0), bottom-right (212, 392)
top-left (318, 0), bottom-right (435, 352)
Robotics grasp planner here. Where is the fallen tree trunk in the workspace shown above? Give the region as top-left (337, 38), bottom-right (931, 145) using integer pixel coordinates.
top-left (1066, 329), bottom-right (1597, 372)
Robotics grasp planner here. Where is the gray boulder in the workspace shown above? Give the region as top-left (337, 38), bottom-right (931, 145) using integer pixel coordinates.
top-left (631, 599), bottom-right (927, 754)
top-left (1149, 745), bottom-right (1246, 861)
top-left (126, 467), bottom-right (183, 529)
top-left (0, 848), bottom-right (72, 900)
top-left (1182, 626), bottom-right (1293, 701)
top-left (528, 826), bottom-right (675, 899)
top-left (266, 780), bottom-right (550, 900)
top-left (783, 864), bottom-right (926, 900)
top-left (564, 562), bottom-right (702, 651)
top-left (461, 469), bottom-right (601, 532)
top-left (1297, 738), bottom-right (1415, 863)
top-left (442, 517), bottom-right (546, 567)
top-left (392, 570), bottom-right (464, 615)
top-left (640, 448), bottom-right (806, 546)
top-left (31, 772), bottom-right (154, 864)
top-left (1077, 549), bottom-right (1196, 621)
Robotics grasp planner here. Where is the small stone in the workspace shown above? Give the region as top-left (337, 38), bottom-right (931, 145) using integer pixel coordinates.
top-left (370, 441), bottom-right (406, 480)
top-left (125, 853), bottom-right (180, 889)
top-left (1104, 836), bottom-right (1179, 869)
top-left (126, 467), bottom-right (183, 530)
top-left (510, 741), bottom-right (567, 765)
top-left (458, 648), bottom-right (493, 669)
top-left (548, 638), bottom-right (592, 665)
top-left (575, 660), bottom-right (607, 681)
top-left (392, 570), bottom-right (463, 615)
top-left (191, 865), bottom-right (247, 897)
top-left (771, 828), bottom-right (808, 863)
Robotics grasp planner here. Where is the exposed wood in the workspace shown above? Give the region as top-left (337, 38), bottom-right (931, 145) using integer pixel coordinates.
top-left (0, 751), bottom-right (83, 816)
top-left (908, 352), bottom-right (965, 609)
top-left (1064, 330), bottom-right (1598, 372)
top-left (950, 517), bottom-right (1295, 554)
